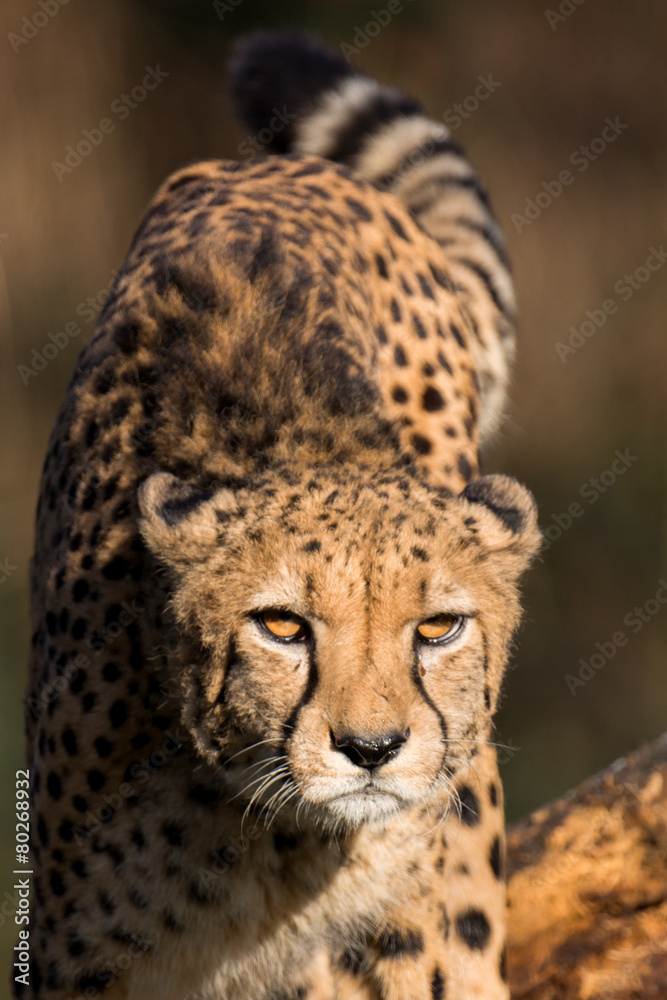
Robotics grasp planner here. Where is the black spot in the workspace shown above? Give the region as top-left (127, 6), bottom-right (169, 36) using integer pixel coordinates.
top-left (500, 946), bottom-right (508, 981)
top-left (392, 386), bottom-right (408, 404)
top-left (346, 197), bottom-right (372, 221)
top-left (394, 344), bottom-right (408, 367)
top-left (102, 557), bottom-right (130, 581)
top-left (188, 784), bottom-right (221, 809)
top-left (302, 539), bottom-right (321, 553)
top-left (98, 891), bottom-right (116, 915)
top-left (390, 298), bottom-right (401, 322)
top-left (37, 815), bottom-right (49, 846)
top-left (129, 642), bottom-right (143, 672)
top-left (82, 692), bottom-right (97, 713)
top-left (72, 795), bottom-right (88, 813)
top-left (274, 833), bottom-right (299, 852)
top-left (85, 420), bottom-right (99, 447)
top-left (437, 350), bottom-right (453, 375)
top-left (61, 730), bottom-right (77, 756)
top-left (71, 858), bottom-right (87, 879)
top-left (384, 211), bottom-right (410, 241)
top-left (76, 970), bottom-right (116, 993)
top-left (458, 785), bottom-right (480, 826)
top-left (94, 737), bottom-right (114, 759)
top-left (59, 609), bottom-right (69, 633)
top-left (131, 732), bottom-right (151, 749)
top-left (449, 322), bottom-right (466, 348)
top-left (95, 369), bottom-right (115, 395)
top-left (438, 904), bottom-right (451, 941)
top-left (47, 772), bottom-right (62, 801)
top-left (489, 835), bottom-right (504, 880)
top-left (489, 782), bottom-right (498, 807)
top-left (67, 935), bottom-right (87, 957)
top-left (71, 618), bottom-right (87, 640)
top-left (484, 685), bottom-right (491, 710)
top-left (46, 612), bottom-right (57, 637)
top-left (188, 879), bottom-right (214, 906)
top-left (115, 322), bottom-right (140, 355)
top-left (162, 823), bottom-right (185, 848)
top-left (457, 454), bottom-right (472, 481)
top-left (429, 261), bottom-right (453, 289)
top-left (339, 942), bottom-right (366, 976)
top-left (376, 323), bottom-right (388, 345)
top-left (455, 908), bottom-right (491, 951)
top-left (377, 928), bottom-right (424, 958)
top-left (87, 770), bottom-right (106, 791)
top-left (129, 889), bottom-right (148, 910)
top-left (418, 273), bottom-right (435, 300)
top-left (411, 434), bottom-right (432, 456)
top-left (58, 820), bottom-right (74, 841)
top-left (411, 547), bottom-right (429, 562)
top-left (109, 699), bottom-right (128, 728)
top-left (163, 910), bottom-right (184, 933)
top-left (50, 871), bottom-right (66, 896)
top-left (375, 253), bottom-right (388, 279)
top-left (102, 662), bottom-right (122, 682)
top-left (412, 314), bottom-right (427, 339)
top-left (431, 967), bottom-right (446, 999)
top-left (422, 386), bottom-right (445, 412)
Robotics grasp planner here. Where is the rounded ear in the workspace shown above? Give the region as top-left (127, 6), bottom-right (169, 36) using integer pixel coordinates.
top-left (138, 472), bottom-right (235, 567)
top-left (460, 474), bottom-right (542, 566)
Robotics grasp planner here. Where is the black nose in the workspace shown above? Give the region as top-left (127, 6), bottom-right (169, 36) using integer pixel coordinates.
top-left (332, 730), bottom-right (409, 769)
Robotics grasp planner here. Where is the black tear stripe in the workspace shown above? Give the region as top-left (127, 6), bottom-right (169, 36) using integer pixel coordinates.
top-left (411, 644), bottom-right (448, 751)
top-left (280, 644), bottom-right (320, 746)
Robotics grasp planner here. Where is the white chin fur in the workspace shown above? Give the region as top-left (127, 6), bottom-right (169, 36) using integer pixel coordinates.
top-left (316, 790), bottom-right (405, 829)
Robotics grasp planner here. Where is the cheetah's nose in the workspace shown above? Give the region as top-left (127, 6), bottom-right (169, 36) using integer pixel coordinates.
top-left (331, 729), bottom-right (409, 769)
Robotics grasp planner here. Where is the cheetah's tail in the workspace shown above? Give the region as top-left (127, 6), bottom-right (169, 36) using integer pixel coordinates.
top-left (229, 30), bottom-right (516, 440)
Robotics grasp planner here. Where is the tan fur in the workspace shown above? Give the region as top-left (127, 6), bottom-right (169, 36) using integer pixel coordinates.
top-left (20, 51), bottom-right (539, 1000)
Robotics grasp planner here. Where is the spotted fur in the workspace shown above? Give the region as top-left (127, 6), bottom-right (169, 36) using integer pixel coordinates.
top-left (18, 31), bottom-right (539, 1000)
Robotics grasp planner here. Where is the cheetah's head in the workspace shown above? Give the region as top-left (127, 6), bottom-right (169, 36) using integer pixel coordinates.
top-left (139, 466), bottom-right (540, 831)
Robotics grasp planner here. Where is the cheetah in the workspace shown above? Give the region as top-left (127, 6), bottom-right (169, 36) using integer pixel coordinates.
top-left (18, 31), bottom-right (541, 1000)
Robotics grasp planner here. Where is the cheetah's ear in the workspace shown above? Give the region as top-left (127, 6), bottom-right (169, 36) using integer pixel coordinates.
top-left (460, 474), bottom-right (542, 569)
top-left (138, 472), bottom-right (236, 567)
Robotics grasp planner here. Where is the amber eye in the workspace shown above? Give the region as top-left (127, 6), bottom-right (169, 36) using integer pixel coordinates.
top-left (258, 610), bottom-right (309, 642)
top-left (416, 614), bottom-right (465, 644)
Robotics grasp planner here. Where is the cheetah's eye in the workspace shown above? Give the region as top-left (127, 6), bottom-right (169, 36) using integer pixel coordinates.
top-left (416, 614), bottom-right (465, 644)
top-left (257, 610), bottom-right (309, 643)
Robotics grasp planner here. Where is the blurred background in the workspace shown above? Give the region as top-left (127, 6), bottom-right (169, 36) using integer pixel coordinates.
top-left (1, 0), bottom-right (666, 984)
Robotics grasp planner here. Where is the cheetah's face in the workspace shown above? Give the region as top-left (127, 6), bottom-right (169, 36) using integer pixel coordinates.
top-left (139, 468), bottom-right (540, 831)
